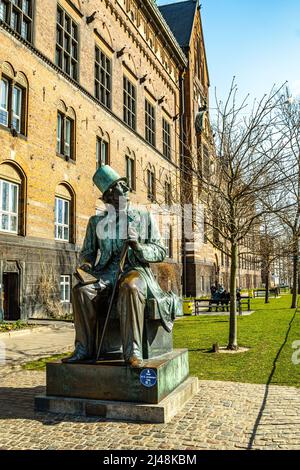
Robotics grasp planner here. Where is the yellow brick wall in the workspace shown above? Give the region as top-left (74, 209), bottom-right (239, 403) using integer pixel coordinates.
top-left (0, 0), bottom-right (183, 264)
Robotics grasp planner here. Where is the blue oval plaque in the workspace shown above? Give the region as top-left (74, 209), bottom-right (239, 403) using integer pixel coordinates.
top-left (140, 369), bottom-right (157, 388)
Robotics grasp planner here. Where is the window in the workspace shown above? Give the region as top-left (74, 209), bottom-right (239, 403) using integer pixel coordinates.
top-left (145, 99), bottom-right (155, 146)
top-left (96, 138), bottom-right (109, 168)
top-left (56, 112), bottom-right (75, 159)
top-left (203, 213), bottom-right (208, 244)
top-left (165, 180), bottom-right (172, 206)
top-left (95, 46), bottom-right (112, 109)
top-left (0, 0), bottom-right (33, 42)
top-left (12, 86), bottom-right (22, 132)
top-left (0, 178), bottom-right (18, 233)
top-left (123, 76), bottom-right (136, 130)
top-left (163, 225), bottom-right (173, 259)
top-left (60, 275), bottom-right (70, 303)
top-left (96, 137), bottom-right (109, 168)
top-left (55, 197), bottom-right (69, 241)
top-left (162, 118), bottom-right (171, 159)
top-left (0, 78), bottom-right (9, 127)
top-left (0, 77), bottom-right (25, 134)
top-left (126, 156), bottom-right (135, 191)
top-left (56, 5), bottom-right (78, 80)
top-left (202, 145), bottom-right (210, 180)
top-left (147, 168), bottom-right (155, 201)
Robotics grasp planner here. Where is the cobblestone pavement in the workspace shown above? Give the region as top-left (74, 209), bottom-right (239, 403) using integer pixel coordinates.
top-left (0, 367), bottom-right (299, 450)
top-left (0, 324), bottom-right (74, 366)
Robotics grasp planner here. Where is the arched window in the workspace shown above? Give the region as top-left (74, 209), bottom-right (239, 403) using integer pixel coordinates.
top-left (55, 183), bottom-right (75, 243)
top-left (56, 101), bottom-right (76, 161)
top-left (0, 63), bottom-right (29, 136)
top-left (162, 224), bottom-right (173, 259)
top-left (125, 149), bottom-right (136, 192)
top-left (146, 165), bottom-right (156, 202)
top-left (0, 161), bottom-right (26, 235)
top-left (96, 128), bottom-right (110, 169)
top-left (164, 179), bottom-right (172, 206)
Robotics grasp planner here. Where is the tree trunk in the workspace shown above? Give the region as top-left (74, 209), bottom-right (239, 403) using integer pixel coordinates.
top-left (265, 268), bottom-right (270, 304)
top-left (228, 242), bottom-right (238, 350)
top-left (291, 236), bottom-right (298, 309)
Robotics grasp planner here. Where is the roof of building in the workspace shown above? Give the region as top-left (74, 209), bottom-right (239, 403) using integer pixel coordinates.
top-left (143, 0), bottom-right (188, 68)
top-left (158, 0), bottom-right (198, 50)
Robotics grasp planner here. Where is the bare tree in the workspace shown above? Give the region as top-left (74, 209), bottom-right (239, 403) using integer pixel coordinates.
top-left (180, 79), bottom-right (288, 349)
top-left (267, 91), bottom-right (300, 309)
top-left (256, 215), bottom-right (290, 304)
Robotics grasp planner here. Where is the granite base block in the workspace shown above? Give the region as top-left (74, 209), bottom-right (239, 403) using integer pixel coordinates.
top-left (35, 377), bottom-right (199, 423)
top-left (46, 349), bottom-right (189, 404)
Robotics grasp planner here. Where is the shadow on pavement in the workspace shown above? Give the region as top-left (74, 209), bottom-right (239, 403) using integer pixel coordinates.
top-left (247, 310), bottom-right (298, 449)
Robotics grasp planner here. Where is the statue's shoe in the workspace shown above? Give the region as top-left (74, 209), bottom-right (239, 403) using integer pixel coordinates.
top-left (128, 356), bottom-right (144, 368)
top-left (61, 351), bottom-right (91, 363)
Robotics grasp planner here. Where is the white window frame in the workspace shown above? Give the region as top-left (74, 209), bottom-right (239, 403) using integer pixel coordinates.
top-left (65, 117), bottom-right (71, 157)
top-left (0, 1), bottom-right (7, 21)
top-left (12, 85), bottom-right (22, 133)
top-left (60, 275), bottom-right (71, 303)
top-left (96, 137), bottom-right (109, 168)
top-left (0, 78), bottom-right (9, 128)
top-left (163, 224), bottom-right (172, 259)
top-left (55, 196), bottom-right (70, 242)
top-left (0, 179), bottom-right (19, 234)
top-left (56, 112), bottom-right (62, 153)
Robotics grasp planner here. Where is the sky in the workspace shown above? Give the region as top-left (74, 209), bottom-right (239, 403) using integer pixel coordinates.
top-left (157, 0), bottom-right (300, 104)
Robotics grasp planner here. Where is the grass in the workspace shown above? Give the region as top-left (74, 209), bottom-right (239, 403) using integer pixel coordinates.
top-left (22, 354), bottom-right (68, 371)
top-left (0, 320), bottom-right (32, 332)
top-left (21, 295), bottom-right (300, 388)
top-left (174, 294), bottom-right (300, 388)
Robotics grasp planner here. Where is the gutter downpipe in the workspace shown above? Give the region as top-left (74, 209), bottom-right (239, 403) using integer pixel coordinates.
top-left (179, 69), bottom-right (187, 298)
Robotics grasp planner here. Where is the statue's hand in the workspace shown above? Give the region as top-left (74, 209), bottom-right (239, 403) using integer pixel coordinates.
top-left (79, 263), bottom-right (92, 272)
top-left (127, 227), bottom-right (140, 251)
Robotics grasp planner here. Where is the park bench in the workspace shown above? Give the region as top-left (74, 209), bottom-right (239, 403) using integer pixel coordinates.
top-left (194, 296), bottom-right (251, 315)
top-left (253, 288), bottom-right (279, 298)
top-left (238, 296), bottom-right (251, 313)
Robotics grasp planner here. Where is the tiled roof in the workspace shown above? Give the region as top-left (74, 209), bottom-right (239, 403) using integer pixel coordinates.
top-left (158, 0), bottom-right (198, 50)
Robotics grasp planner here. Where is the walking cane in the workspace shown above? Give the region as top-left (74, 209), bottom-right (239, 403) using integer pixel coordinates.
top-left (96, 241), bottom-right (129, 361)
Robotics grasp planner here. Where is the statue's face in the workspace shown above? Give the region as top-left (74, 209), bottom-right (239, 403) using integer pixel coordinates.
top-left (103, 180), bottom-right (129, 210)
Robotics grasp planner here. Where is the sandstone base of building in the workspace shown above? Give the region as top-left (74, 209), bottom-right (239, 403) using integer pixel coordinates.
top-left (35, 376), bottom-right (198, 423)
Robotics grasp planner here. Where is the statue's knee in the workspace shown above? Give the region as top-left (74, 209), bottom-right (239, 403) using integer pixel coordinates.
top-left (120, 279), bottom-right (138, 294)
top-left (120, 273), bottom-right (145, 295)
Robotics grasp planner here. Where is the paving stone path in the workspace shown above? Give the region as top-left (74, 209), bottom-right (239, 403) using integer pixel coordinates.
top-left (0, 323), bottom-right (74, 366)
top-left (0, 366), bottom-right (299, 450)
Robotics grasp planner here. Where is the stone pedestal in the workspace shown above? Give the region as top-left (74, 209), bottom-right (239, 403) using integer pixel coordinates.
top-left (35, 377), bottom-right (198, 423)
top-left (35, 349), bottom-right (198, 422)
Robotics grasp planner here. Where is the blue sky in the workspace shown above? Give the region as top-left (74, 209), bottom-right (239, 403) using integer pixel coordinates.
top-left (157, 0), bottom-right (300, 103)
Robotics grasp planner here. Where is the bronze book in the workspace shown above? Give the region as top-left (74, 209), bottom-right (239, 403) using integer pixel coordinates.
top-left (74, 268), bottom-right (98, 285)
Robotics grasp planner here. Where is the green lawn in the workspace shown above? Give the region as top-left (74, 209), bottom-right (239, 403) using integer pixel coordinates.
top-left (0, 320), bottom-right (31, 332)
top-left (22, 295), bottom-right (300, 388)
top-left (174, 294), bottom-right (300, 387)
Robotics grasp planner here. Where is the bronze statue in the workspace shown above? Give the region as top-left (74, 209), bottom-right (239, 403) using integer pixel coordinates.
top-left (63, 165), bottom-right (180, 368)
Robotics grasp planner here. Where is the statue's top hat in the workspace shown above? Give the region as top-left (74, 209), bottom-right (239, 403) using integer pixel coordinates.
top-left (93, 165), bottom-right (127, 195)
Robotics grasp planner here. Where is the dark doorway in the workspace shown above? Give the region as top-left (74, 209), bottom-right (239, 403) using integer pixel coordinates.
top-left (3, 273), bottom-right (20, 321)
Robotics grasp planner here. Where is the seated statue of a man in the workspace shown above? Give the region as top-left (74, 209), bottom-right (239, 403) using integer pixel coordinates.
top-left (63, 165), bottom-right (180, 368)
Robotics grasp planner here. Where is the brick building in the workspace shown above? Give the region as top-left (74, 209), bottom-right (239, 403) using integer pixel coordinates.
top-left (0, 0), bottom-right (187, 320)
